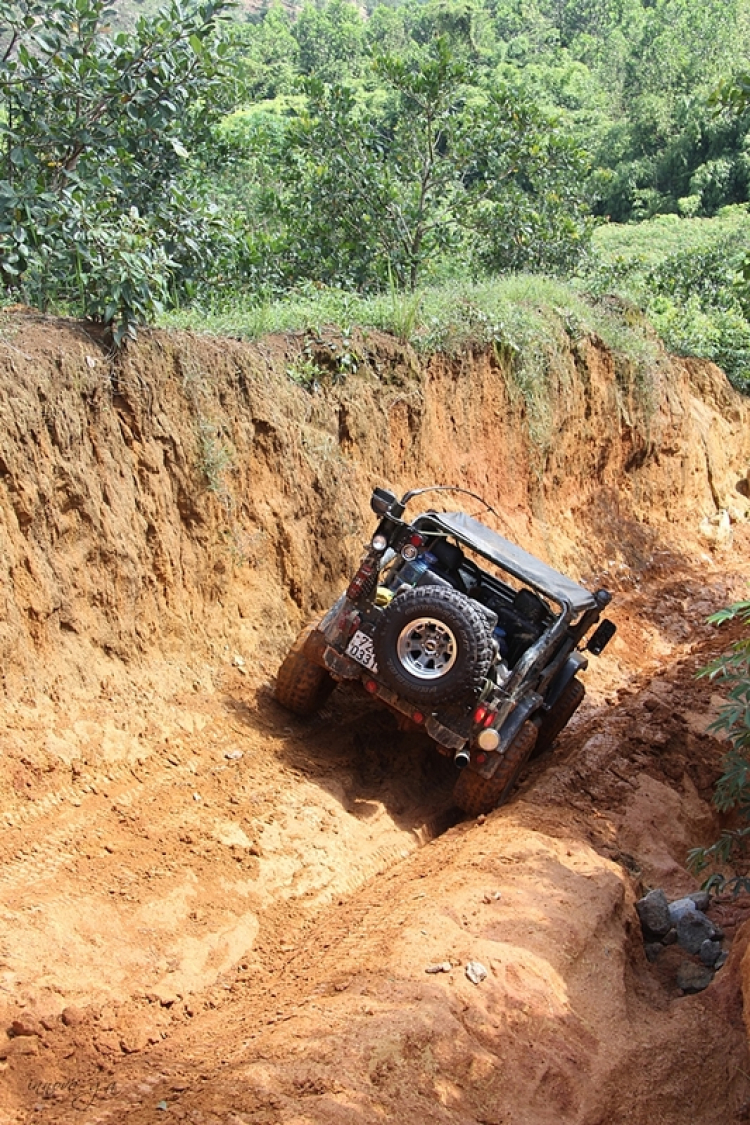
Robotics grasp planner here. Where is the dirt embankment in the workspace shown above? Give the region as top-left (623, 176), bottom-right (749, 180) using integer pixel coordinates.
top-left (0, 311), bottom-right (749, 1124)
top-left (0, 312), bottom-right (748, 698)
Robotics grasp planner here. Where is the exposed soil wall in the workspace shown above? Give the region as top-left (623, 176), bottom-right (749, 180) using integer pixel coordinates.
top-left (1, 312), bottom-right (748, 702)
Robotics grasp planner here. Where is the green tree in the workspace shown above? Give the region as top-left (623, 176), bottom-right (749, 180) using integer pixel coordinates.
top-left (589, 0), bottom-right (750, 220)
top-left (461, 87), bottom-right (592, 274)
top-left (263, 36), bottom-right (591, 290)
top-left (292, 0), bottom-right (366, 82)
top-left (0, 0), bottom-right (234, 341)
top-left (226, 4), bottom-right (299, 101)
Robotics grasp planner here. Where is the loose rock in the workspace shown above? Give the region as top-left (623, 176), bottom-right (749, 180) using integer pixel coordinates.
top-left (465, 961), bottom-right (488, 985)
top-left (61, 1006), bottom-right (85, 1028)
top-left (699, 940), bottom-right (723, 967)
top-left (636, 889), bottom-right (671, 937)
top-left (676, 962), bottom-right (714, 994)
top-left (10, 1012), bottom-right (44, 1038)
top-left (676, 911), bottom-right (718, 955)
top-left (425, 962), bottom-right (451, 975)
top-left (668, 897), bottom-right (698, 925)
top-left (0, 1036), bottom-right (39, 1059)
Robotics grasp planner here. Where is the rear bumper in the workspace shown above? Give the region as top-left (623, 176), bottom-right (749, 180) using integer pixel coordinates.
top-left (315, 637), bottom-right (468, 753)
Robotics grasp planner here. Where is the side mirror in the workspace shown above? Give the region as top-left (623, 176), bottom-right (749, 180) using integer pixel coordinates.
top-left (587, 618), bottom-right (617, 656)
top-left (370, 487), bottom-right (398, 516)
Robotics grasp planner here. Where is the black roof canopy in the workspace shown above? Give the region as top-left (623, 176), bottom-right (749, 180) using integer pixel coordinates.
top-left (416, 510), bottom-right (599, 615)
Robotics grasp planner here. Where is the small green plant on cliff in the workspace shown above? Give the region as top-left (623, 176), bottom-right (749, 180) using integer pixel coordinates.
top-left (286, 355), bottom-right (325, 392)
top-left (688, 600), bottom-right (750, 895)
top-left (196, 417), bottom-right (235, 497)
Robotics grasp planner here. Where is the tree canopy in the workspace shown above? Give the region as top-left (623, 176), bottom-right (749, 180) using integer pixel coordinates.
top-left (3, 0), bottom-right (750, 341)
top-left (0, 0), bottom-right (234, 340)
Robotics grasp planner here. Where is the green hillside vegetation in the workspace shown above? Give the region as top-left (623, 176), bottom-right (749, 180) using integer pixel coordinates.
top-left (110, 0), bottom-right (260, 28)
top-left (1, 0), bottom-right (750, 390)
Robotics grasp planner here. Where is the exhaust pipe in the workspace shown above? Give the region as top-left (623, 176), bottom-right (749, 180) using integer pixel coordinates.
top-left (454, 747), bottom-right (471, 770)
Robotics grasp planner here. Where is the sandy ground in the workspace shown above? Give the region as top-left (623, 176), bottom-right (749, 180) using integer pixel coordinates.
top-left (0, 540), bottom-right (749, 1125)
top-left (1, 311), bottom-right (750, 1123)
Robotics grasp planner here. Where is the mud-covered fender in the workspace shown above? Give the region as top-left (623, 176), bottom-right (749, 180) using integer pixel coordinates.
top-left (544, 652), bottom-right (588, 711)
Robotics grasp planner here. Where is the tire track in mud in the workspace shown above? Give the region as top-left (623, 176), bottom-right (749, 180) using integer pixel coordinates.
top-left (17, 818), bottom-right (475, 1125)
top-left (0, 686), bottom-right (465, 1061)
top-left (6, 558), bottom-right (750, 1124)
top-left (0, 762), bottom-right (180, 894)
top-left (0, 756), bottom-right (469, 1124)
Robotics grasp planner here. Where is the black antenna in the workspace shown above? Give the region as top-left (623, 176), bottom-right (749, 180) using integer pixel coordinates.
top-left (399, 484), bottom-right (497, 518)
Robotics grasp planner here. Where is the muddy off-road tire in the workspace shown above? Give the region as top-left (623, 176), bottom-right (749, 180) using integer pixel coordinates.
top-left (373, 585), bottom-right (494, 706)
top-left (274, 623), bottom-right (335, 717)
top-left (532, 677), bottom-right (585, 758)
top-left (453, 721), bottom-right (538, 817)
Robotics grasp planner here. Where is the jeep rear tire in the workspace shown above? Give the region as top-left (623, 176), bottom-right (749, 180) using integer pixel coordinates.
top-left (274, 622), bottom-right (335, 717)
top-left (373, 585), bottom-right (494, 705)
top-left (453, 721), bottom-right (538, 816)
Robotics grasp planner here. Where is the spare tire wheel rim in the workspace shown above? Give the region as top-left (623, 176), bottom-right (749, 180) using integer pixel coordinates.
top-left (396, 617), bottom-right (458, 680)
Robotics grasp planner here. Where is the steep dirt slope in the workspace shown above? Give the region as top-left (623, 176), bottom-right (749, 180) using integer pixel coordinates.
top-left (0, 310), bottom-right (749, 1124)
top-left (0, 312), bottom-right (747, 700)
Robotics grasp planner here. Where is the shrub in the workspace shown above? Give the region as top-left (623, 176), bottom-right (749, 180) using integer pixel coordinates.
top-left (688, 601), bottom-right (750, 895)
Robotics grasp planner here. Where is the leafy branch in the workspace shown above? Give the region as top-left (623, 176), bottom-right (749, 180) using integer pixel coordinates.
top-left (688, 600), bottom-right (750, 893)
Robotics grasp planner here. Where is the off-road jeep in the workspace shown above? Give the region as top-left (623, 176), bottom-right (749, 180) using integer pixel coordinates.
top-left (274, 485), bottom-right (616, 816)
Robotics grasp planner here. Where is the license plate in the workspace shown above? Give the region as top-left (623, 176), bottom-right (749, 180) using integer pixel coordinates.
top-left (346, 629), bottom-right (378, 672)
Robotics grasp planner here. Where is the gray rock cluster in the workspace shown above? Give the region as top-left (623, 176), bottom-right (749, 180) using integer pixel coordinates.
top-left (635, 888), bottom-right (727, 993)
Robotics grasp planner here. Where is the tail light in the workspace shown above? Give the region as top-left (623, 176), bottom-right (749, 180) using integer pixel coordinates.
top-left (346, 558), bottom-right (378, 601)
top-left (400, 532), bottom-right (424, 561)
top-left (472, 704), bottom-right (497, 729)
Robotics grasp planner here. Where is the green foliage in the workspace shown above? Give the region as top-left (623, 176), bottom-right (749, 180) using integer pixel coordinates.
top-left (292, 0), bottom-right (366, 81)
top-left (222, 5), bottom-right (299, 101)
top-left (160, 272), bottom-right (659, 448)
top-left (582, 209), bottom-right (750, 392)
top-left (6, 0), bottom-right (750, 372)
top-left (688, 601), bottom-right (750, 895)
top-left (589, 0), bottom-right (750, 221)
top-left (247, 37), bottom-right (591, 292)
top-left (285, 331), bottom-right (360, 391)
top-left (211, 0), bottom-right (750, 289)
top-left (383, 276), bottom-right (424, 344)
top-left (0, 0), bottom-right (233, 340)
top-left (196, 415), bottom-right (235, 495)
top-left (286, 354), bottom-right (326, 391)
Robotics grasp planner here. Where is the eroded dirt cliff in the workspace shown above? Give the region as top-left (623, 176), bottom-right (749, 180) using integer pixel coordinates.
top-left (0, 310), bottom-right (749, 1124)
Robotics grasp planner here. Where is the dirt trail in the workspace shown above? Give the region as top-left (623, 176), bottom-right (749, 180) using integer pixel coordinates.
top-left (0, 312), bottom-right (749, 1123)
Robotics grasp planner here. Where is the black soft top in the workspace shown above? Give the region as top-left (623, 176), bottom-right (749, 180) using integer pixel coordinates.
top-left (416, 510), bottom-right (598, 615)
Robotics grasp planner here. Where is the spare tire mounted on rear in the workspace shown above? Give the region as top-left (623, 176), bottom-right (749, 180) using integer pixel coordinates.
top-left (373, 586), bottom-right (494, 705)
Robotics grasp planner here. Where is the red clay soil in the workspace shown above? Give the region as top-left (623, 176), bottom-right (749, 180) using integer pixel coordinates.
top-left (0, 311), bottom-right (749, 1124)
